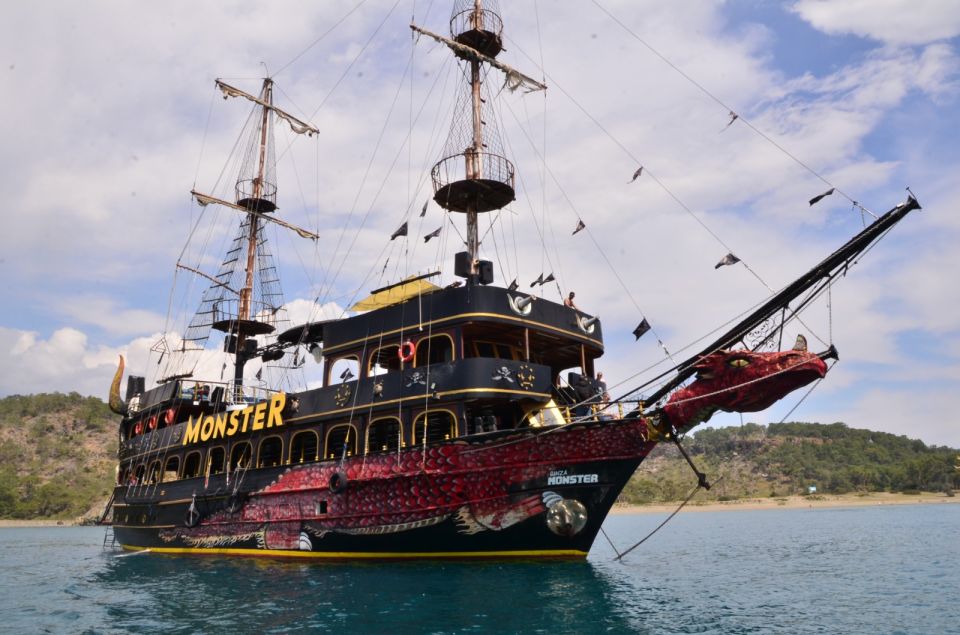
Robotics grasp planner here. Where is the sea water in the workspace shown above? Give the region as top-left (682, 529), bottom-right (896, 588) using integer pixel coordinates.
top-left (1, 504), bottom-right (958, 634)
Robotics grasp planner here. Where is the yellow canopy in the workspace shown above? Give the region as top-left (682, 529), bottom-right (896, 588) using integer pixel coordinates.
top-left (349, 278), bottom-right (441, 312)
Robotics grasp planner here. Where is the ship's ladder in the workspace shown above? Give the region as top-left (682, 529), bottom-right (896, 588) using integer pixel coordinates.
top-left (102, 526), bottom-right (120, 551)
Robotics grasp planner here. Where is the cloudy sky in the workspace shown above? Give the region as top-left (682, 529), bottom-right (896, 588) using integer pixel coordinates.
top-left (1, 1), bottom-right (957, 446)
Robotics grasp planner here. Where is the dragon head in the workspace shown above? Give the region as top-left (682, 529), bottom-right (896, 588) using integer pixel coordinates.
top-left (661, 336), bottom-right (834, 433)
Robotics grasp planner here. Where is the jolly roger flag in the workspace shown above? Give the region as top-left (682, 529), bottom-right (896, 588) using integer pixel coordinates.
top-left (633, 318), bottom-right (651, 341)
top-left (390, 222), bottom-right (408, 240)
top-left (423, 227), bottom-right (441, 242)
top-left (340, 367), bottom-right (354, 381)
top-left (507, 278), bottom-right (519, 292)
top-left (808, 188), bottom-right (835, 206)
top-left (530, 273), bottom-right (544, 287)
top-left (714, 253), bottom-right (741, 269)
top-left (542, 272), bottom-right (555, 284)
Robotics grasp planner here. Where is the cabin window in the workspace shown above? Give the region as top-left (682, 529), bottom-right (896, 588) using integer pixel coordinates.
top-left (325, 424), bottom-right (358, 460)
top-left (413, 410), bottom-right (457, 445)
top-left (133, 464), bottom-right (146, 484)
top-left (118, 466), bottom-right (130, 485)
top-left (163, 456), bottom-right (180, 482)
top-left (290, 430), bottom-right (319, 463)
top-left (329, 355), bottom-right (359, 385)
top-left (472, 341), bottom-right (517, 360)
top-left (208, 446), bottom-right (226, 475)
top-left (147, 461), bottom-right (161, 485)
top-left (369, 345), bottom-right (401, 376)
top-left (230, 442), bottom-right (252, 471)
top-left (366, 417), bottom-right (403, 454)
top-left (414, 334), bottom-right (455, 367)
top-left (258, 436), bottom-right (284, 468)
top-left (182, 452), bottom-right (203, 479)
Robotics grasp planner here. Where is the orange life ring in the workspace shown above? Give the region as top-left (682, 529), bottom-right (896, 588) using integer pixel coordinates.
top-left (134, 421), bottom-right (143, 435)
top-left (148, 415), bottom-right (158, 430)
top-left (398, 339), bottom-right (416, 363)
top-left (164, 408), bottom-right (176, 426)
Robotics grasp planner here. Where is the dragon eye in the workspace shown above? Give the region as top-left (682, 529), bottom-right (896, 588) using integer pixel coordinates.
top-left (728, 357), bottom-right (750, 368)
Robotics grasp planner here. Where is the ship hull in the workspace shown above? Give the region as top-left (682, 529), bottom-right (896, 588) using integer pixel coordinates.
top-left (112, 417), bottom-right (652, 559)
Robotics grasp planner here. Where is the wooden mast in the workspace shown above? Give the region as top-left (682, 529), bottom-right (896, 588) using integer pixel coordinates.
top-left (465, 1), bottom-right (484, 277)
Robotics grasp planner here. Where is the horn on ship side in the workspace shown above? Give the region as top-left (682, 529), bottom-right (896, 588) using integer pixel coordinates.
top-left (108, 355), bottom-right (128, 415)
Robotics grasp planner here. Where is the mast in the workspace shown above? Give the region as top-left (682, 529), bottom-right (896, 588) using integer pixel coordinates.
top-left (427, 1), bottom-right (519, 284)
top-left (644, 195), bottom-right (922, 408)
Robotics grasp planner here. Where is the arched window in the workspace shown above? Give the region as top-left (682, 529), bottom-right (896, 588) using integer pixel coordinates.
top-left (369, 344), bottom-right (401, 376)
top-left (163, 456), bottom-right (180, 482)
top-left (208, 446), bottom-right (226, 475)
top-left (414, 334), bottom-right (455, 367)
top-left (413, 410), bottom-right (457, 445)
top-left (147, 461), bottom-right (161, 485)
top-left (230, 442), bottom-right (252, 471)
top-left (133, 464), bottom-right (145, 484)
top-left (258, 436), bottom-right (284, 468)
top-left (182, 451), bottom-right (203, 479)
top-left (325, 424), bottom-right (358, 460)
top-left (329, 355), bottom-right (359, 385)
top-left (366, 417), bottom-right (403, 454)
top-left (290, 430), bottom-right (319, 464)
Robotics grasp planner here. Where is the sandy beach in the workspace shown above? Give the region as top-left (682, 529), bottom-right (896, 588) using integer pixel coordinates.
top-left (612, 491), bottom-right (959, 514)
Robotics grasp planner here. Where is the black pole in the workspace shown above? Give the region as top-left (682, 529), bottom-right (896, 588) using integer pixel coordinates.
top-left (644, 195), bottom-right (920, 407)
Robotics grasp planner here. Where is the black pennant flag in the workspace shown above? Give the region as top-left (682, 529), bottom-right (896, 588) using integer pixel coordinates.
top-left (390, 222), bottom-right (408, 240)
top-left (340, 367), bottom-right (354, 381)
top-left (423, 227), bottom-right (442, 242)
top-left (628, 166), bottom-right (643, 183)
top-left (633, 319), bottom-right (651, 341)
top-left (530, 273), bottom-right (544, 287)
top-left (808, 188), bottom-right (835, 206)
top-left (572, 219), bottom-right (586, 235)
top-left (255, 367), bottom-right (263, 381)
top-left (714, 253), bottom-right (741, 269)
top-left (542, 272), bottom-right (556, 284)
top-left (420, 199), bottom-right (429, 217)
top-left (507, 279), bottom-right (519, 292)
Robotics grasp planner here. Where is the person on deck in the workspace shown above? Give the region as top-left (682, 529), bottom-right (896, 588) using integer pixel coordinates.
top-left (563, 292), bottom-right (578, 310)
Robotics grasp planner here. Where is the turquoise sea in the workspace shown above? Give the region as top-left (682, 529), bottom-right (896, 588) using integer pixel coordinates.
top-left (1, 504), bottom-right (958, 634)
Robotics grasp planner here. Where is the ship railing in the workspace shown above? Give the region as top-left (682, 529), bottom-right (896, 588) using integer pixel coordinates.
top-left (210, 298), bottom-right (285, 330)
top-left (450, 7), bottom-right (503, 38)
top-left (177, 379), bottom-right (281, 407)
top-left (431, 151), bottom-right (515, 192)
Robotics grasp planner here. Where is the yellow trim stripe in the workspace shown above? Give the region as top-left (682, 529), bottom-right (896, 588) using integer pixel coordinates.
top-left (121, 545), bottom-right (587, 559)
top-left (323, 311), bottom-right (602, 355)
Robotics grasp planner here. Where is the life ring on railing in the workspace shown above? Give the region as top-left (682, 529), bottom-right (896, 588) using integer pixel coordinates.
top-left (134, 421), bottom-right (143, 435)
top-left (147, 415), bottom-right (158, 430)
top-left (329, 471), bottom-right (348, 494)
top-left (163, 408), bottom-right (176, 426)
top-left (398, 339), bottom-right (416, 363)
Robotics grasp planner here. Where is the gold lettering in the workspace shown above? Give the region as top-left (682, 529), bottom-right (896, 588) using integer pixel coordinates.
top-left (183, 416), bottom-right (200, 445)
top-left (227, 410), bottom-right (240, 436)
top-left (213, 413), bottom-right (227, 439)
top-left (200, 416), bottom-right (215, 442)
top-left (252, 402), bottom-right (267, 431)
top-left (267, 392), bottom-right (286, 428)
top-left (240, 406), bottom-right (253, 433)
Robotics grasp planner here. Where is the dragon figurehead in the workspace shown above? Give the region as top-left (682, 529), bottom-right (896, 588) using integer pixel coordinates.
top-left (660, 336), bottom-right (835, 433)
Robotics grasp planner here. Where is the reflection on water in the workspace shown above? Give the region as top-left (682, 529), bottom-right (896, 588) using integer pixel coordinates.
top-left (2, 504), bottom-right (959, 634)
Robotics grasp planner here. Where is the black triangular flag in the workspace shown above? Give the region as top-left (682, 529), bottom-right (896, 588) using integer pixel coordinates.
top-left (628, 166), bottom-right (643, 183)
top-left (340, 367), bottom-right (354, 381)
top-left (420, 199), bottom-right (429, 217)
top-left (530, 273), bottom-right (544, 287)
top-left (542, 272), bottom-right (555, 284)
top-left (255, 367), bottom-right (263, 380)
top-left (507, 279), bottom-right (519, 292)
top-left (714, 253), bottom-right (741, 269)
top-left (390, 222), bottom-right (408, 240)
top-left (633, 319), bottom-right (651, 340)
top-left (572, 219), bottom-right (586, 235)
top-left (423, 227), bottom-right (442, 242)
top-left (808, 188), bottom-right (835, 206)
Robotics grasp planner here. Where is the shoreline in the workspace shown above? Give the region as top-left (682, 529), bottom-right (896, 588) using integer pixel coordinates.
top-left (612, 491), bottom-right (959, 514)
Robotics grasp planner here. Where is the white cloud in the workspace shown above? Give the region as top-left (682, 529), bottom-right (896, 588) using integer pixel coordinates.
top-left (791, 0), bottom-right (960, 45)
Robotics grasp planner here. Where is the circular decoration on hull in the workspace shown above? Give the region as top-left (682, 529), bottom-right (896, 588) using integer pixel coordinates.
top-left (545, 499), bottom-right (588, 537)
top-left (329, 471), bottom-right (348, 494)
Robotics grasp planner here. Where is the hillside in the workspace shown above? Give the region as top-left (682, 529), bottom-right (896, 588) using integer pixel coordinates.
top-left (0, 394), bottom-right (956, 519)
top-left (0, 393), bottom-right (117, 520)
top-left (622, 422), bottom-right (959, 504)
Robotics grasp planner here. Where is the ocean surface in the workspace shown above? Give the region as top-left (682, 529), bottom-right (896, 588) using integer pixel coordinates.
top-left (1, 504), bottom-right (958, 634)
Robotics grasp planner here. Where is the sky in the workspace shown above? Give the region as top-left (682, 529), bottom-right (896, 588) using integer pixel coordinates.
top-left (1, 0), bottom-right (958, 446)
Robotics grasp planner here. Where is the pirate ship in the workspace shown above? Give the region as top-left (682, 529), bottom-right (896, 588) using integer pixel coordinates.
top-left (104, 1), bottom-right (919, 559)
